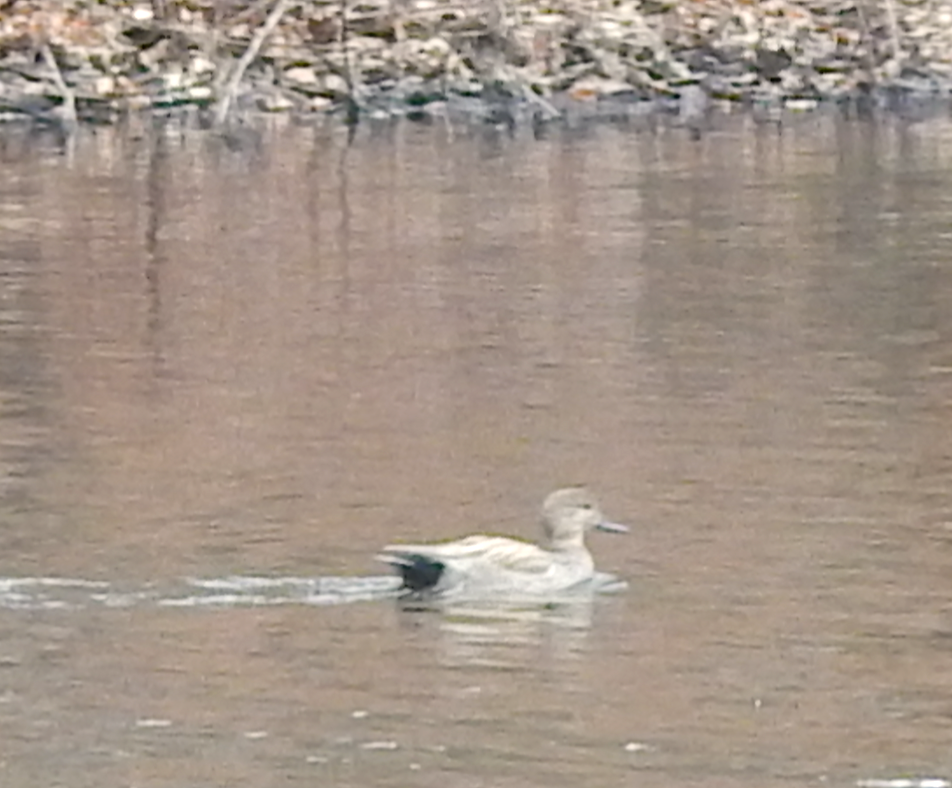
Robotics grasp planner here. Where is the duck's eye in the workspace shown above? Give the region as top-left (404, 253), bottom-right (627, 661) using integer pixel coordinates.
top-left (579, 503), bottom-right (592, 510)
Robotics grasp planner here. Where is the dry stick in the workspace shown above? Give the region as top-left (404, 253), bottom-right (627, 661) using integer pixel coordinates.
top-left (518, 81), bottom-right (560, 121)
top-left (150, 0), bottom-right (168, 22)
top-left (390, 0), bottom-right (407, 44)
top-left (340, 0), bottom-right (359, 125)
top-left (854, 0), bottom-right (877, 85)
top-left (494, 0), bottom-right (560, 121)
top-left (232, 0), bottom-right (279, 25)
top-left (213, 0), bottom-right (293, 127)
top-left (880, 0), bottom-right (902, 63)
top-left (40, 44), bottom-right (77, 130)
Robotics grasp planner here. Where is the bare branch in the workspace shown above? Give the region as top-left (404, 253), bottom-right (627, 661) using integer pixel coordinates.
top-left (880, 0), bottom-right (902, 61)
top-left (340, 0), bottom-right (360, 126)
top-left (40, 44), bottom-right (78, 131)
top-left (213, 0), bottom-right (294, 127)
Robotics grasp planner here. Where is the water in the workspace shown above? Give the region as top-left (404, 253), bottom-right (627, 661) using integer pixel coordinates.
top-left (1, 111), bottom-right (952, 787)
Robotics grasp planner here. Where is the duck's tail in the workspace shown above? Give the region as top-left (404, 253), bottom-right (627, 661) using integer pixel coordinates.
top-left (376, 550), bottom-right (445, 593)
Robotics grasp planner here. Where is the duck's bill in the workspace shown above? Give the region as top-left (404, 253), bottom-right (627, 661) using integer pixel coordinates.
top-left (596, 521), bottom-right (629, 534)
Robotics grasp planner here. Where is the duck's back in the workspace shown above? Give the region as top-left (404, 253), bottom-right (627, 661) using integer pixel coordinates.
top-left (377, 534), bottom-right (593, 597)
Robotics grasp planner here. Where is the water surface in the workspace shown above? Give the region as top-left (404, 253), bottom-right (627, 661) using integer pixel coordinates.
top-left (1, 112), bottom-right (952, 787)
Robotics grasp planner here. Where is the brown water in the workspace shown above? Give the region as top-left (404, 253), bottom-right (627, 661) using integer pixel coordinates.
top-left (1, 112), bottom-right (952, 788)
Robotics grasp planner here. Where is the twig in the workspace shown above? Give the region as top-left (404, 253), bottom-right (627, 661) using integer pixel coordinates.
top-left (213, 0), bottom-right (293, 127)
top-left (232, 0), bottom-right (281, 24)
top-left (150, 0), bottom-right (168, 22)
top-left (40, 44), bottom-right (77, 131)
top-left (518, 82), bottom-right (560, 121)
top-left (880, 0), bottom-right (902, 62)
top-left (854, 0), bottom-right (874, 80)
top-left (340, 0), bottom-right (359, 126)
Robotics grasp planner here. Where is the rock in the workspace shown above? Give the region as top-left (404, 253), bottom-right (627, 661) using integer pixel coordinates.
top-left (285, 66), bottom-right (319, 86)
top-left (786, 97), bottom-right (818, 111)
top-left (164, 70), bottom-right (184, 91)
top-left (316, 73), bottom-right (350, 98)
top-left (228, 23), bottom-right (251, 41)
top-left (137, 38), bottom-right (170, 71)
top-left (678, 83), bottom-right (708, 118)
top-left (94, 75), bottom-right (116, 96)
top-left (567, 76), bottom-right (634, 100)
top-left (190, 56), bottom-right (216, 77)
top-left (257, 90), bottom-right (295, 112)
top-left (401, 37), bottom-right (453, 79)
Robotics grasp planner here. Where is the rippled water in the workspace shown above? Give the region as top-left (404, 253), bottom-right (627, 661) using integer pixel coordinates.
top-left (1, 111), bottom-right (952, 787)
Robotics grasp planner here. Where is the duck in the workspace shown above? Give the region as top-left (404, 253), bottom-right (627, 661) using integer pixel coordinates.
top-left (376, 487), bottom-right (627, 599)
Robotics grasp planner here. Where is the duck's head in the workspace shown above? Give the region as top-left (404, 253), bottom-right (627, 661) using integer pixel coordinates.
top-left (541, 487), bottom-right (628, 550)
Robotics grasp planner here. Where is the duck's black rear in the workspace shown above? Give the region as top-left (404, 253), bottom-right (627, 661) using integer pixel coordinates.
top-left (397, 554), bottom-right (445, 592)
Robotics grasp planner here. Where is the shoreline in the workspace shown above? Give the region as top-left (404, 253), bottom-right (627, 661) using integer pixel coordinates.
top-left (1, 0), bottom-right (951, 130)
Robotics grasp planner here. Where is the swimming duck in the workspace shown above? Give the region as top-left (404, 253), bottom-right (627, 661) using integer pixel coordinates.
top-left (377, 487), bottom-right (627, 599)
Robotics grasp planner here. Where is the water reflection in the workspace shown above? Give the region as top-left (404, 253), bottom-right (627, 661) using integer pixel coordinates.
top-left (401, 596), bottom-right (599, 669)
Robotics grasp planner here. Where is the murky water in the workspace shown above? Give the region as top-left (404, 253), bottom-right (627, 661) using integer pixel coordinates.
top-left (1, 111), bottom-right (952, 787)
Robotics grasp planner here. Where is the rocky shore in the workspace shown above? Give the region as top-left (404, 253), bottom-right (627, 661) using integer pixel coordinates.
top-left (1, 0), bottom-right (951, 129)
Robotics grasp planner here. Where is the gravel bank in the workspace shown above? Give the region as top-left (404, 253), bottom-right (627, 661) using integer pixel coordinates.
top-left (1, 0), bottom-right (951, 128)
